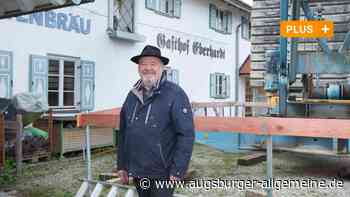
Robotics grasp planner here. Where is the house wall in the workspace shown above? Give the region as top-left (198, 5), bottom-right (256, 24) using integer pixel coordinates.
top-left (0, 0), bottom-right (251, 112)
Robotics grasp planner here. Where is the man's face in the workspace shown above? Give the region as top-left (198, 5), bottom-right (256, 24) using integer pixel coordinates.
top-left (138, 56), bottom-right (163, 89)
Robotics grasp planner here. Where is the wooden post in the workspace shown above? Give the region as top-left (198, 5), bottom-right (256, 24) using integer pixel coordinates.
top-left (16, 114), bottom-right (23, 175)
top-left (48, 109), bottom-right (53, 154)
top-left (0, 113), bottom-right (5, 168)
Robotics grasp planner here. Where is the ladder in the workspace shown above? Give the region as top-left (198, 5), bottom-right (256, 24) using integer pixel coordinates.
top-left (75, 179), bottom-right (187, 197)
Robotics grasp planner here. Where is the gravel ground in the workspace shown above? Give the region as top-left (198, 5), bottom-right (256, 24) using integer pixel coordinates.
top-left (1, 143), bottom-right (350, 197)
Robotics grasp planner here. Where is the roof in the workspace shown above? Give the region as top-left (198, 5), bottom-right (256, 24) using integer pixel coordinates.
top-left (224, 0), bottom-right (252, 13)
top-left (239, 55), bottom-right (251, 76)
top-left (0, 0), bottom-right (95, 19)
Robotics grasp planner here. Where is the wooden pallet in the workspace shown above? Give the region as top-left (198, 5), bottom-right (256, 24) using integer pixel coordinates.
top-left (22, 151), bottom-right (51, 163)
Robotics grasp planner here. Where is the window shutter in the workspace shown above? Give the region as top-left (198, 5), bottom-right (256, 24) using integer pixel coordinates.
top-left (226, 75), bottom-right (231, 98)
top-left (220, 74), bottom-right (226, 98)
top-left (210, 73), bottom-right (216, 98)
top-left (0, 51), bottom-right (12, 99)
top-left (159, 0), bottom-right (166, 13)
top-left (241, 16), bottom-right (249, 39)
top-left (174, 0), bottom-right (181, 17)
top-left (209, 4), bottom-right (217, 29)
top-left (80, 60), bottom-right (95, 111)
top-left (227, 11), bottom-right (232, 34)
top-left (222, 12), bottom-right (228, 33)
top-left (146, 0), bottom-right (157, 10)
top-left (29, 55), bottom-right (48, 104)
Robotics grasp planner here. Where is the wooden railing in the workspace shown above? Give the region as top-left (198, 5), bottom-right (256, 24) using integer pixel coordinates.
top-left (191, 101), bottom-right (272, 117)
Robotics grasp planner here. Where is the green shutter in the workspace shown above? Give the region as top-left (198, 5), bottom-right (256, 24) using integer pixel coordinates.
top-left (146, 0), bottom-right (157, 10)
top-left (209, 4), bottom-right (216, 29)
top-left (210, 73), bottom-right (216, 98)
top-left (80, 60), bottom-right (95, 111)
top-left (0, 51), bottom-right (13, 99)
top-left (226, 75), bottom-right (231, 98)
top-left (29, 55), bottom-right (48, 104)
top-left (174, 0), bottom-right (181, 17)
top-left (227, 11), bottom-right (232, 34)
top-left (241, 16), bottom-right (249, 39)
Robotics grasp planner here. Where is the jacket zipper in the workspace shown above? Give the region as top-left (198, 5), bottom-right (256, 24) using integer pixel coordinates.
top-left (130, 102), bottom-right (138, 123)
top-left (158, 143), bottom-right (167, 168)
top-left (145, 104), bottom-right (152, 125)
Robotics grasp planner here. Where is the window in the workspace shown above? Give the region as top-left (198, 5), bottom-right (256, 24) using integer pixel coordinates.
top-left (165, 68), bottom-right (179, 84)
top-left (209, 4), bottom-right (232, 34)
top-left (29, 55), bottom-right (95, 112)
top-left (114, 0), bottom-right (134, 33)
top-left (0, 50), bottom-right (12, 99)
top-left (210, 73), bottom-right (230, 99)
top-left (241, 16), bottom-right (251, 40)
top-left (146, 0), bottom-right (182, 18)
top-left (48, 57), bottom-right (77, 108)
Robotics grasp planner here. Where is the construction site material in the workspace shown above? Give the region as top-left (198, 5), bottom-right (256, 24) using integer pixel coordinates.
top-left (61, 127), bottom-right (114, 156)
top-left (1, 110), bottom-right (53, 174)
top-left (251, 0), bottom-right (350, 87)
top-left (246, 190), bottom-right (267, 197)
top-left (15, 114), bottom-right (23, 175)
top-left (24, 126), bottom-right (48, 139)
top-left (12, 93), bottom-right (49, 126)
top-left (237, 153), bottom-right (267, 166)
top-left (76, 179), bottom-right (187, 197)
top-left (76, 101), bottom-right (350, 197)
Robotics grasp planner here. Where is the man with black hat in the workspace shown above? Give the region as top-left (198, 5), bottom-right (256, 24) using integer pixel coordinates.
top-left (115, 45), bottom-right (195, 197)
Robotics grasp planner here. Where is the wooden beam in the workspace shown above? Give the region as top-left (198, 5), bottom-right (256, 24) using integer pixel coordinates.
top-left (48, 109), bottom-right (53, 153)
top-left (16, 114), bottom-right (23, 175)
top-left (191, 101), bottom-right (271, 109)
top-left (195, 116), bottom-right (350, 139)
top-left (77, 114), bottom-right (119, 128)
top-left (76, 106), bottom-right (350, 139)
top-left (292, 99), bottom-right (350, 105)
top-left (237, 153), bottom-right (266, 166)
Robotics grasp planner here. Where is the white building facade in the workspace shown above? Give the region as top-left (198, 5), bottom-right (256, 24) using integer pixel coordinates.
top-left (0, 0), bottom-right (251, 116)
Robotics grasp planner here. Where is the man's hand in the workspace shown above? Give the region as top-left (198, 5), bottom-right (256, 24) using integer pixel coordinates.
top-left (170, 175), bottom-right (181, 181)
top-left (117, 170), bottom-right (129, 184)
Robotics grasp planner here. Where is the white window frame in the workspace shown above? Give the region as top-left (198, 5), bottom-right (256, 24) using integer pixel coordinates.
top-left (209, 4), bottom-right (232, 34)
top-left (165, 67), bottom-right (179, 84)
top-left (47, 55), bottom-right (80, 110)
top-left (211, 73), bottom-right (230, 99)
top-left (146, 0), bottom-right (181, 18)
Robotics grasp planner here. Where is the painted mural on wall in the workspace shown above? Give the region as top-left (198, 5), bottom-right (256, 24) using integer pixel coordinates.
top-left (16, 11), bottom-right (91, 35)
top-left (156, 33), bottom-right (226, 59)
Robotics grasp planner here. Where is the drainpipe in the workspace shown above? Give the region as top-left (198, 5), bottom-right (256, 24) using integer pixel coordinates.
top-left (235, 23), bottom-right (242, 117)
top-left (107, 0), bottom-right (114, 33)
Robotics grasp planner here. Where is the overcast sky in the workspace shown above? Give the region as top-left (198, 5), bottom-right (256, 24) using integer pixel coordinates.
top-left (242, 0), bottom-right (253, 6)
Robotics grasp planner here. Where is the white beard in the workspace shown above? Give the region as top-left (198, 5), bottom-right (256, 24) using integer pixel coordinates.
top-left (141, 74), bottom-right (157, 90)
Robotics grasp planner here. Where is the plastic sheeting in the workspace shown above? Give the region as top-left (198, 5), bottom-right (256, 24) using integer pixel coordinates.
top-left (11, 93), bottom-right (49, 126)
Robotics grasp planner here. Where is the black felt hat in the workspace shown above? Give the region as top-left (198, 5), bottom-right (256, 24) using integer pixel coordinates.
top-left (131, 45), bottom-right (169, 65)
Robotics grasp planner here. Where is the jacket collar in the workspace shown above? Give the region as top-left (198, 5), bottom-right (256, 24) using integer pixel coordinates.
top-left (131, 71), bottom-right (166, 104)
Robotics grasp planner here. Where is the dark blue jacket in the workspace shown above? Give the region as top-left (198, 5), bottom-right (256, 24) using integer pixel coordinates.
top-left (117, 74), bottom-right (195, 179)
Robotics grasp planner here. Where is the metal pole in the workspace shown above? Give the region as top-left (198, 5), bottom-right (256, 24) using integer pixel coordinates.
top-left (235, 23), bottom-right (242, 117)
top-left (279, 0), bottom-right (289, 116)
top-left (85, 125), bottom-right (92, 193)
top-left (266, 134), bottom-right (273, 197)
